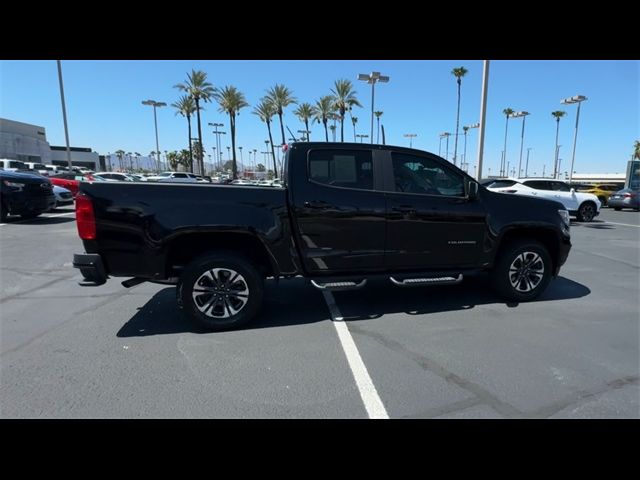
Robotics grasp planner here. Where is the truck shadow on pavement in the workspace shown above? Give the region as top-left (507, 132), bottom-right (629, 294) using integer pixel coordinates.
top-left (117, 274), bottom-right (590, 336)
top-left (330, 275), bottom-right (590, 322)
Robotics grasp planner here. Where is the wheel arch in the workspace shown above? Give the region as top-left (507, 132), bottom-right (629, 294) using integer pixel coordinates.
top-left (494, 227), bottom-right (561, 275)
top-left (165, 230), bottom-right (279, 279)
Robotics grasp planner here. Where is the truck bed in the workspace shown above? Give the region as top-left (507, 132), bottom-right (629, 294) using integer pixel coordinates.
top-left (79, 182), bottom-right (296, 279)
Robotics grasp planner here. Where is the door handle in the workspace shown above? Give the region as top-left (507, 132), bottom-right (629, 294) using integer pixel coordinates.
top-left (304, 200), bottom-right (332, 209)
top-left (392, 206), bottom-right (417, 215)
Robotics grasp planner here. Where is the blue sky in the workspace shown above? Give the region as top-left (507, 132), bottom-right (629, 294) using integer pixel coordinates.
top-left (1, 60), bottom-right (637, 175)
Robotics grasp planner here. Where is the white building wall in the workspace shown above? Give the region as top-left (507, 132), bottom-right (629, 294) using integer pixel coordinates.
top-left (0, 118), bottom-right (52, 163)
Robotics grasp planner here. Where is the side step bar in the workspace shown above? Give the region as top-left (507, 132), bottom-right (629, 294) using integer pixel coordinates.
top-left (310, 279), bottom-right (367, 291)
top-left (390, 274), bottom-right (463, 287)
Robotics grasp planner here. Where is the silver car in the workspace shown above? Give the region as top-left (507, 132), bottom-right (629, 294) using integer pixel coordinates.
top-left (52, 185), bottom-right (74, 209)
top-left (608, 188), bottom-right (640, 211)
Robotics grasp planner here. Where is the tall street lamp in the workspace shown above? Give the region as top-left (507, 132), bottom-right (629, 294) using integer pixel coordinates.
top-left (208, 122), bottom-right (224, 171)
top-left (56, 60), bottom-right (73, 169)
top-left (403, 133), bottom-right (417, 148)
top-left (357, 71), bottom-right (390, 144)
top-left (509, 111), bottom-right (530, 180)
top-left (462, 123), bottom-right (479, 171)
top-left (561, 95), bottom-right (587, 184)
top-left (142, 99), bottom-right (166, 172)
top-left (439, 132), bottom-right (451, 161)
top-left (298, 129), bottom-right (311, 141)
top-left (525, 147), bottom-right (532, 177)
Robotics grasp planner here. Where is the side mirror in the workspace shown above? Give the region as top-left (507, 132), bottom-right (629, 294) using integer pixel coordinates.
top-left (468, 180), bottom-right (479, 200)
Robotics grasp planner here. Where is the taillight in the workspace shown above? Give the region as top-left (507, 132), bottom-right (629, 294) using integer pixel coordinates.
top-left (624, 193), bottom-right (636, 198)
top-left (76, 193), bottom-right (96, 240)
top-left (504, 189), bottom-right (518, 193)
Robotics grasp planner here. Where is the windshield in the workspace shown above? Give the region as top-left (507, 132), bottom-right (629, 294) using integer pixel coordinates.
top-left (158, 172), bottom-right (172, 177)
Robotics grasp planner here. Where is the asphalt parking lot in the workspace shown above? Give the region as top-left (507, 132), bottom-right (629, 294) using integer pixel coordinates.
top-left (1, 207), bottom-right (638, 418)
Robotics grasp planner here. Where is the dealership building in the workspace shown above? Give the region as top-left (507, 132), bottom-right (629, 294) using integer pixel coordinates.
top-left (0, 117), bottom-right (102, 170)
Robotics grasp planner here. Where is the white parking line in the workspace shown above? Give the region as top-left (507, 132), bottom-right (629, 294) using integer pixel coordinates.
top-left (601, 221), bottom-right (640, 228)
top-left (0, 211), bottom-right (75, 226)
top-left (322, 290), bottom-right (389, 419)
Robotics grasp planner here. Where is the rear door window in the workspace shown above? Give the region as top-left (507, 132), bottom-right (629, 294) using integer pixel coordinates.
top-left (308, 149), bottom-right (373, 190)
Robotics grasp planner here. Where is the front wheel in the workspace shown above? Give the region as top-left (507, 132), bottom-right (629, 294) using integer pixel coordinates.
top-left (491, 240), bottom-right (552, 302)
top-left (179, 251), bottom-right (264, 331)
top-left (576, 201), bottom-right (597, 222)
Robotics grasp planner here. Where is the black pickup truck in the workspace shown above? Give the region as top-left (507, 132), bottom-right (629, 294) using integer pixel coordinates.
top-left (73, 142), bottom-right (572, 330)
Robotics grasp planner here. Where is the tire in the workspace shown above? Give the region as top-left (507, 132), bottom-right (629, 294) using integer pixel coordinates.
top-left (179, 251), bottom-right (264, 331)
top-left (20, 212), bottom-right (41, 220)
top-left (614, 207), bottom-right (622, 211)
top-left (576, 201), bottom-right (597, 222)
top-left (0, 203), bottom-right (7, 222)
top-left (491, 239), bottom-right (552, 302)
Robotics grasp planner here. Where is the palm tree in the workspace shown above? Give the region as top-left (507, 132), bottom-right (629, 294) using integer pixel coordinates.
top-left (115, 150), bottom-right (125, 171)
top-left (214, 86), bottom-right (249, 180)
top-left (502, 108), bottom-right (515, 176)
top-left (329, 125), bottom-right (337, 142)
top-left (166, 151), bottom-right (180, 171)
top-left (451, 66), bottom-right (468, 166)
top-left (351, 116), bottom-right (358, 141)
top-left (253, 97), bottom-right (278, 178)
top-left (294, 103), bottom-right (316, 141)
top-left (266, 84), bottom-right (297, 145)
top-left (171, 95), bottom-right (196, 172)
top-left (374, 111), bottom-right (383, 144)
top-left (331, 79), bottom-right (362, 142)
top-left (315, 96), bottom-right (334, 141)
top-left (634, 140), bottom-right (640, 160)
top-left (174, 70), bottom-right (215, 175)
top-left (551, 110), bottom-right (567, 178)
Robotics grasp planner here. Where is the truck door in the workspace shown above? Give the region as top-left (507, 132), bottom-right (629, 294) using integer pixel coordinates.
top-left (383, 151), bottom-right (487, 269)
top-left (289, 146), bottom-right (387, 274)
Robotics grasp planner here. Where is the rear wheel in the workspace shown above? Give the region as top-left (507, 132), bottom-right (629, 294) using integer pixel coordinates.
top-left (614, 207), bottom-right (622, 211)
top-left (491, 240), bottom-right (552, 302)
top-left (576, 201), bottom-right (597, 222)
top-left (179, 251), bottom-right (264, 331)
top-left (1, 203), bottom-right (7, 222)
top-left (20, 212), bottom-right (41, 220)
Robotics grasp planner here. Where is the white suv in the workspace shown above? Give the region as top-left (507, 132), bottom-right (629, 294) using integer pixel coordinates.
top-left (486, 178), bottom-right (601, 222)
top-left (146, 172), bottom-right (199, 183)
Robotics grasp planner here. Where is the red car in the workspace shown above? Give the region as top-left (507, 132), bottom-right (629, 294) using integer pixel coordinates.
top-left (49, 173), bottom-right (104, 198)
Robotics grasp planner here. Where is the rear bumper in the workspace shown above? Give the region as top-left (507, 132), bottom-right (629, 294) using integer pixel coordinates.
top-left (73, 253), bottom-right (107, 286)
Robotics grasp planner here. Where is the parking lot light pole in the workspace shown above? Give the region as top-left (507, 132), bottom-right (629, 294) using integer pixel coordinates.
top-left (439, 132), bottom-right (451, 160)
top-left (509, 111), bottom-right (529, 180)
top-left (297, 130), bottom-right (311, 141)
top-left (142, 99), bottom-right (166, 172)
top-left (358, 71), bottom-right (390, 144)
top-left (356, 134), bottom-right (369, 143)
top-left (56, 61), bottom-right (73, 169)
top-left (208, 122), bottom-right (224, 172)
top-left (525, 147), bottom-right (532, 177)
top-left (561, 95), bottom-right (587, 184)
top-left (475, 60), bottom-right (490, 180)
top-left (403, 133), bottom-right (417, 148)
top-left (463, 123), bottom-right (479, 173)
